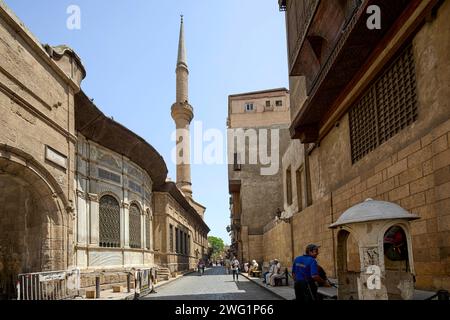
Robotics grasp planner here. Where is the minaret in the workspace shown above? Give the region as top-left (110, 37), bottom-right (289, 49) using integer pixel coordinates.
top-left (172, 15), bottom-right (194, 199)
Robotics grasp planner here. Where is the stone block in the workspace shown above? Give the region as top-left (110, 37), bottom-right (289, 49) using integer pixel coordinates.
top-left (367, 172), bottom-right (383, 189)
top-left (112, 285), bottom-right (122, 293)
top-left (387, 159), bottom-right (408, 179)
top-left (388, 185), bottom-right (410, 202)
top-left (439, 247), bottom-right (450, 261)
top-left (362, 186), bottom-right (377, 200)
top-left (421, 133), bottom-right (433, 147)
top-left (414, 248), bottom-right (431, 262)
top-left (408, 145), bottom-right (432, 168)
top-left (412, 205), bottom-right (434, 220)
top-left (354, 181), bottom-right (367, 194)
top-left (436, 181), bottom-right (450, 201)
top-left (399, 166), bottom-right (423, 186)
top-left (432, 119), bottom-right (450, 140)
top-left (400, 192), bottom-right (426, 210)
top-left (374, 157), bottom-right (392, 174)
top-left (382, 169), bottom-right (388, 181)
top-left (435, 166), bottom-right (450, 186)
top-left (410, 175), bottom-right (434, 195)
top-left (438, 215), bottom-right (450, 232)
top-left (427, 218), bottom-right (438, 233)
top-left (411, 220), bottom-right (428, 236)
top-left (85, 290), bottom-right (96, 299)
top-left (433, 149), bottom-right (450, 171)
top-left (432, 134), bottom-right (448, 154)
top-left (377, 178), bottom-right (395, 195)
top-left (422, 159), bottom-right (433, 176)
top-left (398, 140), bottom-right (422, 160)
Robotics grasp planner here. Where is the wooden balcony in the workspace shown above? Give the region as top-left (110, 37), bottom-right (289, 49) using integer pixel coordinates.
top-left (285, 0), bottom-right (433, 143)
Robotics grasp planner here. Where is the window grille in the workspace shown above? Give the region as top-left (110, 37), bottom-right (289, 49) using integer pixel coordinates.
top-left (175, 228), bottom-right (179, 253)
top-left (98, 168), bottom-right (121, 184)
top-left (187, 235), bottom-right (191, 255)
top-left (181, 232), bottom-right (185, 255)
top-left (276, 100), bottom-right (283, 107)
top-left (286, 167), bottom-right (293, 206)
top-left (233, 153), bottom-right (241, 171)
top-left (129, 180), bottom-right (142, 194)
top-left (129, 204), bottom-right (141, 248)
top-left (170, 225), bottom-right (174, 252)
top-left (350, 45), bottom-right (417, 163)
top-left (99, 195), bottom-right (121, 248)
top-left (296, 167), bottom-right (304, 211)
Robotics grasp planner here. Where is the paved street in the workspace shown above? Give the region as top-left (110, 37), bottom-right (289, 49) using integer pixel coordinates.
top-left (140, 267), bottom-right (281, 300)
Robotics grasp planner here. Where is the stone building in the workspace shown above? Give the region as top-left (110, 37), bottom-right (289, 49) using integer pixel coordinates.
top-left (227, 88), bottom-right (291, 264)
top-left (0, 1), bottom-right (208, 299)
top-left (262, 0), bottom-right (450, 292)
top-left (0, 1), bottom-right (84, 299)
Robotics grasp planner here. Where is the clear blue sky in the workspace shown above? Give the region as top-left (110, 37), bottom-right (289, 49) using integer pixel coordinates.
top-left (5, 0), bottom-right (289, 244)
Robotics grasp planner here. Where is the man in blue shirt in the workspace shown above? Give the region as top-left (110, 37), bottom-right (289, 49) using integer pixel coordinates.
top-left (292, 244), bottom-right (330, 301)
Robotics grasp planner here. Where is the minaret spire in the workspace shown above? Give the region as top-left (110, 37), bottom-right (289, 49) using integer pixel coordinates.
top-left (177, 15), bottom-right (187, 69)
top-left (172, 15), bottom-right (193, 199)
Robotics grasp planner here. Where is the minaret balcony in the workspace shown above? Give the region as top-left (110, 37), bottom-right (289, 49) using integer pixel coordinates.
top-left (171, 102), bottom-right (194, 123)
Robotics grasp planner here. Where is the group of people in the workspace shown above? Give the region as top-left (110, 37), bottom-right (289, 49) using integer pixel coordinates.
top-left (197, 259), bottom-right (206, 275)
top-left (224, 257), bottom-right (241, 281)
top-left (262, 259), bottom-right (285, 286)
top-left (223, 244), bottom-right (331, 301)
top-left (243, 260), bottom-right (259, 275)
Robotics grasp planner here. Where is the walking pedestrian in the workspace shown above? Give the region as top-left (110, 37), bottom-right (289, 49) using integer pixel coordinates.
top-left (225, 258), bottom-right (231, 274)
top-left (292, 244), bottom-right (330, 301)
top-left (231, 256), bottom-right (240, 282)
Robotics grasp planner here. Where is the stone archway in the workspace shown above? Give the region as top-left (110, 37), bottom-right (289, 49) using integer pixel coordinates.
top-left (336, 229), bottom-right (361, 300)
top-left (0, 148), bottom-right (69, 300)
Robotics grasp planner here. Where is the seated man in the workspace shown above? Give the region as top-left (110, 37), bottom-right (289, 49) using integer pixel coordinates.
top-left (264, 260), bottom-right (275, 284)
top-left (249, 260), bottom-right (259, 276)
top-left (269, 259), bottom-right (282, 286)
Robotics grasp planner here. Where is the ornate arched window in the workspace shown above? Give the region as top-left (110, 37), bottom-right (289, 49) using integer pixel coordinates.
top-left (99, 195), bottom-right (121, 248)
top-left (129, 204), bottom-right (142, 248)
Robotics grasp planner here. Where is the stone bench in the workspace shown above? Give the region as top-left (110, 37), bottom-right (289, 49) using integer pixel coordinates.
top-left (274, 269), bottom-right (290, 287)
top-left (250, 270), bottom-right (262, 278)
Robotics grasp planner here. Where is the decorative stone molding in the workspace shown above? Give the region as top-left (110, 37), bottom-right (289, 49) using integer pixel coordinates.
top-left (122, 201), bottom-right (130, 209)
top-left (76, 190), bottom-right (87, 199)
top-left (87, 193), bottom-right (99, 202)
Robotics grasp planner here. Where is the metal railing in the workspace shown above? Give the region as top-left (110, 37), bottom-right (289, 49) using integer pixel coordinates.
top-left (17, 269), bottom-right (80, 300)
top-left (134, 268), bottom-right (156, 298)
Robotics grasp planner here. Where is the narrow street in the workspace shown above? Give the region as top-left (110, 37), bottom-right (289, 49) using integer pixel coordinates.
top-left (140, 267), bottom-right (281, 300)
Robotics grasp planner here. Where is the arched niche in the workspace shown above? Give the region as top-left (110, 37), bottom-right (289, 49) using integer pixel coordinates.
top-left (0, 147), bottom-right (69, 300)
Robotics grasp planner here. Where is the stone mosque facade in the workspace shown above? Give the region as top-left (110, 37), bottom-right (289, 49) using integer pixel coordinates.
top-left (0, 1), bottom-right (208, 299)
